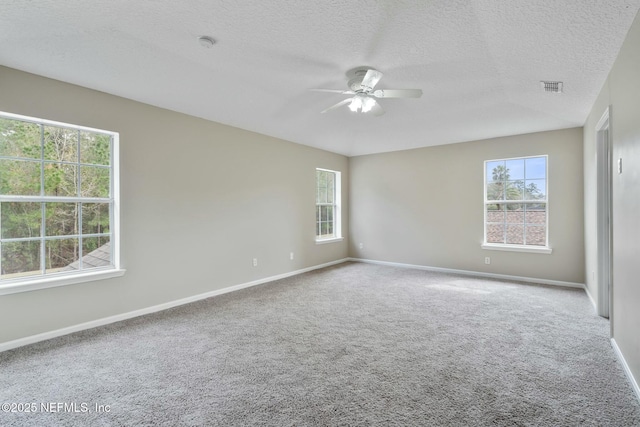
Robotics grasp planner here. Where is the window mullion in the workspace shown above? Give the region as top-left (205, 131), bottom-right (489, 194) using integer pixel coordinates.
top-left (40, 202), bottom-right (46, 275)
top-left (76, 130), bottom-right (83, 271)
top-left (39, 125), bottom-right (46, 276)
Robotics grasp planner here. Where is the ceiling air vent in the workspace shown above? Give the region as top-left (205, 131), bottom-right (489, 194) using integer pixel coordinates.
top-left (541, 81), bottom-right (563, 93)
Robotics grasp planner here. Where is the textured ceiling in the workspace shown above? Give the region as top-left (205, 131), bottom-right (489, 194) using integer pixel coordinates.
top-left (1, 1), bottom-right (639, 156)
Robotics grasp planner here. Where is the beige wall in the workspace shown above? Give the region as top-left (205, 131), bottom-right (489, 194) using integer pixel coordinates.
top-left (0, 66), bottom-right (348, 344)
top-left (349, 128), bottom-right (585, 284)
top-left (585, 10), bottom-right (640, 390)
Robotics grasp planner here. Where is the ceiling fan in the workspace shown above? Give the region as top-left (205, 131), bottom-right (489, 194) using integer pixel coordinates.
top-left (311, 67), bottom-right (423, 116)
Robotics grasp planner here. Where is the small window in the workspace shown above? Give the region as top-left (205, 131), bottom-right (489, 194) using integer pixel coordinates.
top-left (316, 168), bottom-right (341, 242)
top-left (0, 111), bottom-right (120, 289)
top-left (483, 156), bottom-right (549, 252)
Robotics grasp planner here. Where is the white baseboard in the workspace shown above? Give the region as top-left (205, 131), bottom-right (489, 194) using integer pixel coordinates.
top-left (0, 258), bottom-right (349, 353)
top-left (611, 338), bottom-right (640, 404)
top-left (348, 257), bottom-right (586, 289)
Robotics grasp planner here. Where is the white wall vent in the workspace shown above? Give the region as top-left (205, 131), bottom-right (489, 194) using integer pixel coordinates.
top-left (541, 81), bottom-right (563, 93)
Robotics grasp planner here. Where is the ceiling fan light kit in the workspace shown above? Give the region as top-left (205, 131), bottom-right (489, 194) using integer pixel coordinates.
top-left (312, 67), bottom-right (423, 116)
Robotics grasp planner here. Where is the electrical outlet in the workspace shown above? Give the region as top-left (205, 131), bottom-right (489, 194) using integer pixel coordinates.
top-left (252, 258), bottom-right (258, 267)
top-left (359, 243), bottom-right (364, 249)
top-left (484, 257), bottom-right (491, 265)
top-left (290, 252), bottom-right (294, 260)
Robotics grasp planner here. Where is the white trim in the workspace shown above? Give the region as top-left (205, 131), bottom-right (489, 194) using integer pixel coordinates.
top-left (0, 110), bottom-right (114, 134)
top-left (0, 269), bottom-right (126, 296)
top-left (315, 237), bottom-right (344, 245)
top-left (0, 258), bottom-right (348, 353)
top-left (595, 106), bottom-right (612, 318)
top-left (481, 243), bottom-right (552, 254)
top-left (611, 338), bottom-right (640, 405)
top-left (596, 105), bottom-right (611, 130)
top-left (349, 257), bottom-right (585, 289)
top-left (315, 168), bottom-right (342, 240)
top-left (112, 132), bottom-right (121, 271)
top-left (0, 110), bottom-right (121, 287)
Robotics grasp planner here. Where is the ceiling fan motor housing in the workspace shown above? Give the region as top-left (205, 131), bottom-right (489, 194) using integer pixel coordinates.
top-left (347, 68), bottom-right (371, 92)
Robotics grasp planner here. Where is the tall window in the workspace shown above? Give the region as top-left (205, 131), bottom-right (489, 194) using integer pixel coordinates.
top-left (316, 168), bottom-right (341, 241)
top-left (0, 111), bottom-right (119, 285)
top-left (484, 156), bottom-right (548, 249)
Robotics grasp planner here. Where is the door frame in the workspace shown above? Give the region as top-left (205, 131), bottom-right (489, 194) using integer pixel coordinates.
top-left (596, 106), bottom-right (612, 321)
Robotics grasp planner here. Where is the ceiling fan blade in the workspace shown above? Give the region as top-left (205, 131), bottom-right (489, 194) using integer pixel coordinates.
top-left (320, 98), bottom-right (353, 114)
top-left (360, 69), bottom-right (383, 91)
top-left (310, 89), bottom-right (356, 95)
top-left (373, 89), bottom-right (423, 98)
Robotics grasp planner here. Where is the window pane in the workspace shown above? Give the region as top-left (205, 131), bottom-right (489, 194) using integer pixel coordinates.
top-left (486, 224), bottom-right (504, 244)
top-left (45, 238), bottom-right (79, 271)
top-left (44, 163), bottom-right (77, 197)
top-left (486, 161), bottom-right (505, 183)
top-left (82, 203), bottom-right (110, 235)
top-left (525, 226), bottom-right (546, 246)
top-left (505, 181), bottom-right (524, 200)
top-left (317, 185), bottom-right (327, 204)
top-left (319, 221), bottom-right (333, 237)
top-left (0, 159), bottom-right (41, 195)
top-left (44, 126), bottom-right (77, 162)
top-left (525, 157), bottom-right (546, 179)
top-left (486, 182), bottom-right (504, 200)
top-left (45, 203), bottom-right (78, 236)
top-left (525, 204), bottom-right (546, 225)
top-left (80, 238), bottom-right (112, 270)
top-left (506, 225), bottom-right (524, 244)
top-left (320, 222), bottom-right (329, 236)
top-left (80, 166), bottom-right (110, 198)
top-left (326, 222), bottom-right (333, 236)
top-left (1, 241), bottom-right (41, 278)
top-left (80, 131), bottom-right (110, 166)
top-left (505, 159), bottom-right (524, 180)
top-left (486, 204), bottom-right (504, 223)
top-left (320, 206), bottom-right (330, 221)
top-left (0, 118), bottom-right (41, 159)
top-left (505, 206), bottom-right (524, 224)
top-left (524, 179), bottom-right (546, 200)
top-left (1, 202), bottom-right (41, 239)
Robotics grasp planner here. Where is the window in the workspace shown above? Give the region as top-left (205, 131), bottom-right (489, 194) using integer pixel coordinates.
top-left (483, 156), bottom-right (550, 253)
top-left (0, 111), bottom-right (121, 293)
top-left (316, 168), bottom-right (342, 242)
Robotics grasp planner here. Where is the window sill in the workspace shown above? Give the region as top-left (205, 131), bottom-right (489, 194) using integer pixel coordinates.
top-left (0, 268), bottom-right (126, 296)
top-left (315, 237), bottom-right (344, 245)
top-left (482, 243), bottom-right (552, 254)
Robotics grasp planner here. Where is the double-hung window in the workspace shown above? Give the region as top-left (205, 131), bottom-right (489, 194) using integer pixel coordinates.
top-left (0, 111), bottom-right (121, 293)
top-left (483, 155), bottom-right (550, 253)
top-left (316, 168), bottom-right (342, 243)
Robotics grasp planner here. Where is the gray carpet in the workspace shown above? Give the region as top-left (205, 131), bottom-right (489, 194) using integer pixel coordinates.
top-left (1, 262), bottom-right (639, 426)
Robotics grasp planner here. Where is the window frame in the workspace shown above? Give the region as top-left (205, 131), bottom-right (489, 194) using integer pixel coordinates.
top-left (0, 111), bottom-right (124, 295)
top-left (315, 168), bottom-right (343, 244)
top-left (482, 155), bottom-right (552, 254)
